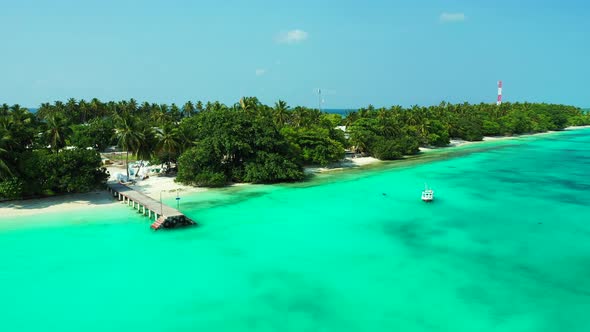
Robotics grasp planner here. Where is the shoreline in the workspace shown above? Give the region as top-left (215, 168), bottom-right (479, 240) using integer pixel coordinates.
top-left (2, 125), bottom-right (589, 219)
top-left (311, 125), bottom-right (590, 173)
top-left (0, 191), bottom-right (115, 219)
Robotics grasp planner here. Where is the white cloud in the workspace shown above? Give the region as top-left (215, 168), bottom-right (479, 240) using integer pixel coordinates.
top-left (440, 12), bottom-right (465, 23)
top-left (276, 29), bottom-right (308, 44)
top-left (255, 68), bottom-right (267, 76)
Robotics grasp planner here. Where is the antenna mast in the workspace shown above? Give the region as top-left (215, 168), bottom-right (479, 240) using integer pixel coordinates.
top-left (497, 81), bottom-right (503, 105)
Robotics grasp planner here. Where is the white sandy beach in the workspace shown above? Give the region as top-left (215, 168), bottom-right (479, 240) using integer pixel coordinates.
top-left (304, 157), bottom-right (382, 174)
top-left (105, 165), bottom-right (206, 198)
top-left (2, 125), bottom-right (589, 217)
top-left (418, 126), bottom-right (590, 152)
top-left (0, 191), bottom-right (116, 218)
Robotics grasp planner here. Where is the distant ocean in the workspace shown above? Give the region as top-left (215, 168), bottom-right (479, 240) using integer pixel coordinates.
top-left (25, 107), bottom-right (589, 115)
top-left (323, 108), bottom-right (356, 116)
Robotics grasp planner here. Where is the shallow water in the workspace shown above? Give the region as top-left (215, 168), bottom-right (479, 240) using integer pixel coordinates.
top-left (1, 129), bottom-right (590, 332)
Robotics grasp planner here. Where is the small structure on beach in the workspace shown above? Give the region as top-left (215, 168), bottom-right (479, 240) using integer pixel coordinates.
top-left (106, 183), bottom-right (196, 230)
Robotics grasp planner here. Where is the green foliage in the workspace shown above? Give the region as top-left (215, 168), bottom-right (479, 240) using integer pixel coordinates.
top-left (425, 120), bottom-right (450, 146)
top-left (244, 151), bottom-right (304, 183)
top-left (372, 139), bottom-right (403, 160)
top-left (482, 120), bottom-right (502, 136)
top-left (17, 149), bottom-right (53, 195)
top-left (347, 113), bottom-right (421, 158)
top-left (1, 98), bottom-right (587, 196)
top-left (0, 178), bottom-right (24, 200)
top-left (70, 125), bottom-right (94, 148)
top-left (567, 114), bottom-right (590, 126)
top-left (70, 119), bottom-right (115, 150)
top-left (322, 113), bottom-right (343, 127)
top-left (190, 170), bottom-right (227, 187)
top-left (9, 149), bottom-right (107, 198)
top-left (177, 145), bottom-right (228, 187)
top-left (348, 118), bottom-right (379, 154)
top-left (281, 126), bottom-right (344, 166)
top-left (51, 149), bottom-right (108, 193)
top-left (344, 102), bottom-right (583, 160)
top-left (42, 114), bottom-right (73, 153)
top-left (175, 102), bottom-right (307, 187)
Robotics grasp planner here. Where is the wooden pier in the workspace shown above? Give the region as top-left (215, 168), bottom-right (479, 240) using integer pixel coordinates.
top-left (107, 183), bottom-right (196, 230)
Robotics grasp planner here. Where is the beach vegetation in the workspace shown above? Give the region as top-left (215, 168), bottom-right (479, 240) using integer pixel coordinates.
top-left (0, 98), bottom-right (589, 197)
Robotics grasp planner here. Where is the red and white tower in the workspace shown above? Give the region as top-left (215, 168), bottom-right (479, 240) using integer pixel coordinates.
top-left (497, 80), bottom-right (503, 105)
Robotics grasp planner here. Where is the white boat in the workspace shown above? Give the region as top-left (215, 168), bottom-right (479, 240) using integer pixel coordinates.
top-left (421, 184), bottom-right (434, 202)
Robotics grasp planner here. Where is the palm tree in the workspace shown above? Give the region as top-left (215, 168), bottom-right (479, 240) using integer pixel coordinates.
top-left (78, 99), bottom-right (89, 123)
top-left (0, 149), bottom-right (11, 179)
top-left (53, 101), bottom-right (65, 118)
top-left (291, 107), bottom-right (308, 127)
top-left (196, 101), bottom-right (204, 112)
top-left (133, 125), bottom-right (157, 177)
top-left (139, 102), bottom-right (151, 114)
top-left (176, 123), bottom-right (196, 153)
top-left (273, 100), bottom-right (290, 126)
top-left (182, 101), bottom-right (195, 118)
top-left (9, 105), bottom-right (32, 126)
top-left (156, 124), bottom-right (180, 171)
top-left (137, 125), bottom-right (156, 160)
top-left (128, 99), bottom-right (138, 114)
top-left (151, 104), bottom-right (170, 125)
top-left (65, 98), bottom-right (78, 123)
top-left (36, 102), bottom-right (54, 120)
top-left (239, 97), bottom-right (260, 113)
top-left (89, 98), bottom-right (103, 118)
top-left (0, 104), bottom-right (9, 118)
top-left (0, 128), bottom-right (12, 179)
top-left (115, 116), bottom-right (143, 179)
top-left (170, 104), bottom-right (182, 122)
top-left (343, 111), bottom-right (358, 127)
top-left (44, 115), bottom-right (72, 153)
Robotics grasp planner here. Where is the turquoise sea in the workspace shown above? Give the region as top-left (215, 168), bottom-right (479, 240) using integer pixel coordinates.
top-left (1, 129), bottom-right (589, 332)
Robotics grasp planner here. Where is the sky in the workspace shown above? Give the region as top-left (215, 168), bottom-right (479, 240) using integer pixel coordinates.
top-left (1, 0), bottom-right (589, 108)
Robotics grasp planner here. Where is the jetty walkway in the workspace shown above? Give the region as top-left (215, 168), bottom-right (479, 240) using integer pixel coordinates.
top-left (107, 183), bottom-right (196, 230)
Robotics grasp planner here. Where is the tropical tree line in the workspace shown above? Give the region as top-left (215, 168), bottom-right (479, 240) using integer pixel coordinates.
top-left (1, 98), bottom-right (588, 198)
top-left (344, 102), bottom-right (589, 159)
top-left (0, 104), bottom-right (108, 199)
